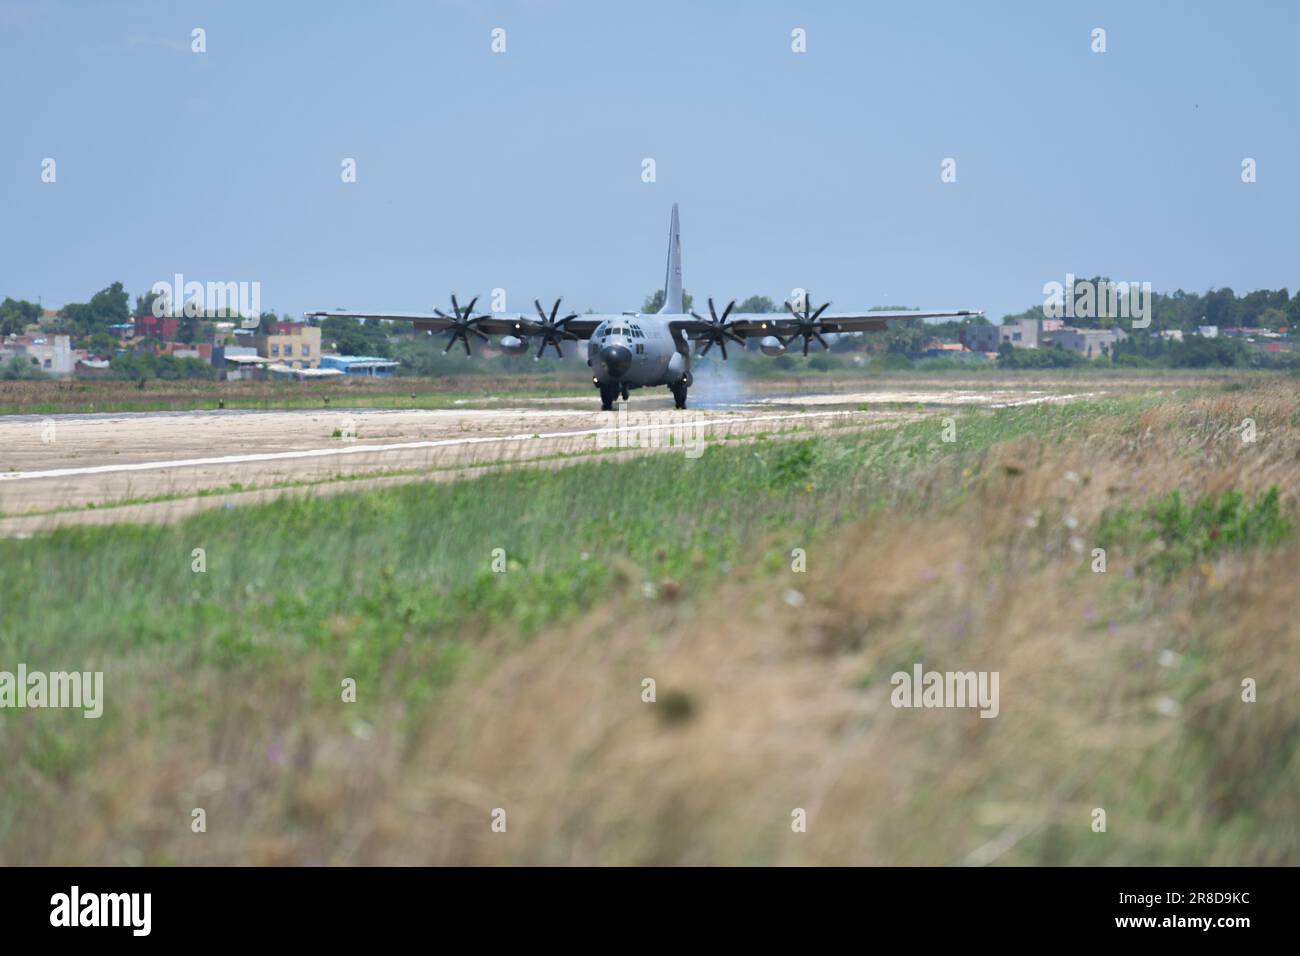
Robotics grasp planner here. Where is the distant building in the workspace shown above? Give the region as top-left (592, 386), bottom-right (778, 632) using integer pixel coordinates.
top-left (212, 345), bottom-right (258, 369)
top-left (74, 358), bottom-right (113, 379)
top-left (961, 317), bottom-right (1066, 352)
top-left (134, 314), bottom-right (181, 341)
top-left (6, 334), bottom-right (75, 375)
top-left (921, 342), bottom-right (970, 358)
top-left (1002, 318), bottom-right (1051, 349)
top-left (253, 323), bottom-right (321, 369)
top-left (320, 354), bottom-right (399, 377)
top-left (1197, 325), bottom-right (1219, 338)
top-left (960, 325), bottom-right (1001, 352)
top-left (267, 364), bottom-right (345, 380)
top-left (1050, 327), bottom-right (1128, 358)
top-left (161, 342), bottom-right (213, 361)
top-left (216, 353), bottom-right (272, 381)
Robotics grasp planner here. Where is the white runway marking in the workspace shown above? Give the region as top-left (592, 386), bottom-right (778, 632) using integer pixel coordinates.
top-left (0, 410), bottom-right (857, 483)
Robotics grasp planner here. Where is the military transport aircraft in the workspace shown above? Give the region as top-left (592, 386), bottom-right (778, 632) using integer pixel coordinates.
top-left (306, 205), bottom-right (982, 410)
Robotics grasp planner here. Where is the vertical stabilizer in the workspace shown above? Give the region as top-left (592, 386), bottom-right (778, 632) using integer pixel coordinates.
top-left (659, 203), bottom-right (683, 314)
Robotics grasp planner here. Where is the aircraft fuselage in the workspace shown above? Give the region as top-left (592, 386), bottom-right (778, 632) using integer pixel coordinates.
top-left (587, 313), bottom-right (691, 391)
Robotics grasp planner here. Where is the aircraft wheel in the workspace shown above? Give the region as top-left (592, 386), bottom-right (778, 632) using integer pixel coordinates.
top-left (600, 384), bottom-right (618, 411)
top-left (671, 383), bottom-right (688, 410)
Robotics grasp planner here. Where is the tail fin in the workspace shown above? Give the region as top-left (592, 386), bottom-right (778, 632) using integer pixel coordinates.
top-left (659, 203), bottom-right (683, 314)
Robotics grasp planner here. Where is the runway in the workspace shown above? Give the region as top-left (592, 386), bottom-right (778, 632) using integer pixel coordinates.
top-left (0, 384), bottom-right (1088, 536)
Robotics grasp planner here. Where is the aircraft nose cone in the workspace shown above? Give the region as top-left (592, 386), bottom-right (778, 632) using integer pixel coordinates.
top-left (600, 344), bottom-right (632, 378)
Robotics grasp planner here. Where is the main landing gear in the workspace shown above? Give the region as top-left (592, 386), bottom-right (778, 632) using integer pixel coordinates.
top-left (670, 381), bottom-right (688, 410)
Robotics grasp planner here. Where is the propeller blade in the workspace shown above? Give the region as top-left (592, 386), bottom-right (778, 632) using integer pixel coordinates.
top-left (534, 299), bottom-right (547, 321)
top-left (720, 300), bottom-right (735, 322)
top-left (700, 340), bottom-right (714, 356)
top-left (811, 301), bottom-right (830, 322)
top-left (450, 294), bottom-right (460, 317)
top-left (802, 337), bottom-right (811, 356)
top-left (464, 296), bottom-right (478, 315)
top-left (550, 298), bottom-right (561, 322)
top-left (719, 341), bottom-right (728, 361)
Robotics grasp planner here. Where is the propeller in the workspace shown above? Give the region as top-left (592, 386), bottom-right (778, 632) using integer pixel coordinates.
top-left (528, 298), bottom-right (580, 358)
top-left (434, 294), bottom-right (489, 355)
top-left (781, 291), bottom-right (832, 355)
top-left (690, 298), bottom-right (744, 359)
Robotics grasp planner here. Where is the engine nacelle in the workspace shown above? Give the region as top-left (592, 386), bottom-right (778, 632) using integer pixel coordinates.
top-left (760, 336), bottom-right (786, 357)
top-left (498, 335), bottom-right (529, 355)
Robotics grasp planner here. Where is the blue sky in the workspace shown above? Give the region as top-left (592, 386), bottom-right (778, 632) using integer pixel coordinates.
top-left (2, 0), bottom-right (1296, 322)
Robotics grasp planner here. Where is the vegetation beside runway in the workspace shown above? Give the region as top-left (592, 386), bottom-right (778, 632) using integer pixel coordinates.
top-left (1, 379), bottom-right (1296, 864)
top-left (0, 364), bottom-right (1273, 416)
top-left (0, 374), bottom-right (584, 417)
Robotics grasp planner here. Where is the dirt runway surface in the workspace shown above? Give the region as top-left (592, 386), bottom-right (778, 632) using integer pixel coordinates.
top-left (0, 382), bottom-right (1103, 536)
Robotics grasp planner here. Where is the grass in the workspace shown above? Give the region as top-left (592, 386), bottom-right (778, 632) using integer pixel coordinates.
top-left (1, 398), bottom-right (1118, 672)
top-left (0, 375), bottom-right (584, 416)
top-left (1, 379), bottom-right (1297, 864)
top-left (1099, 486), bottom-right (1292, 579)
top-left (0, 365), bottom-right (1262, 417)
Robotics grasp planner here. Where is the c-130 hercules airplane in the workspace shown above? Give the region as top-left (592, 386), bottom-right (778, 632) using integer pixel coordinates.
top-left (307, 205), bottom-right (982, 410)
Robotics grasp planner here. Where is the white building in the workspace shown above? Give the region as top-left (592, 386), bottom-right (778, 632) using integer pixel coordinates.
top-left (1050, 327), bottom-right (1128, 358)
top-left (4, 334), bottom-right (74, 376)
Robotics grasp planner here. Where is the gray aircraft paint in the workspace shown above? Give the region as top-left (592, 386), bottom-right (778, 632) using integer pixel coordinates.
top-left (306, 205), bottom-right (982, 409)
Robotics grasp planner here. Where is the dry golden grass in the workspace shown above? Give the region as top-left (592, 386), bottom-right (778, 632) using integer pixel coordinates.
top-left (8, 381), bottom-right (1298, 865)
top-left (371, 381), bottom-right (1300, 865)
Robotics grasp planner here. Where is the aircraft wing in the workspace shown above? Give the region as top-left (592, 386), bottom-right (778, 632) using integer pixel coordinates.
top-left (304, 310), bottom-right (608, 339)
top-left (672, 310), bottom-right (983, 340)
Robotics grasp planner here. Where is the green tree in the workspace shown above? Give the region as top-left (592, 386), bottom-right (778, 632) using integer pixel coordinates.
top-left (1287, 293), bottom-right (1300, 330)
top-left (134, 290), bottom-right (161, 318)
top-left (642, 289), bottom-right (694, 313)
top-left (1, 355), bottom-right (49, 379)
top-left (0, 297), bottom-right (42, 336)
top-left (1258, 307), bottom-right (1287, 331)
top-left (84, 331), bottom-right (119, 358)
top-left (60, 282), bottom-right (130, 335)
top-left (735, 295), bottom-right (777, 313)
top-left (321, 315), bottom-right (391, 356)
